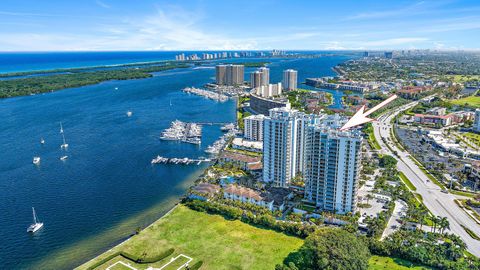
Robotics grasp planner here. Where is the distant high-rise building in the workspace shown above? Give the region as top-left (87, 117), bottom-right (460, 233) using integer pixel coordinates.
top-left (226, 65), bottom-right (244, 85)
top-left (384, 52), bottom-right (393, 59)
top-left (363, 51), bottom-right (369, 57)
top-left (216, 64), bottom-right (244, 86)
top-left (263, 108), bottom-right (317, 188)
top-left (303, 115), bottom-right (362, 214)
top-left (474, 109), bottom-right (480, 132)
top-left (216, 65), bottom-right (227, 85)
top-left (282, 69), bottom-right (298, 91)
top-left (258, 67), bottom-right (270, 86)
top-left (250, 71), bottom-right (262, 89)
top-left (244, 114), bottom-right (266, 141)
top-left (175, 53), bottom-right (186, 61)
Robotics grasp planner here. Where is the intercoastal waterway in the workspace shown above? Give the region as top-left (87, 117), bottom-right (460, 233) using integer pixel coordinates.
top-left (0, 53), bottom-right (353, 269)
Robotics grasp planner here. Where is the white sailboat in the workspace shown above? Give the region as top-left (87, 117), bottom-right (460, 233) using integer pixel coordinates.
top-left (40, 138), bottom-right (45, 145)
top-left (33, 157), bottom-right (41, 165)
top-left (27, 207), bottom-right (44, 233)
top-left (60, 155), bottom-right (68, 161)
top-left (60, 132), bottom-right (69, 149)
top-left (126, 111), bottom-right (133, 117)
top-left (59, 123), bottom-right (69, 149)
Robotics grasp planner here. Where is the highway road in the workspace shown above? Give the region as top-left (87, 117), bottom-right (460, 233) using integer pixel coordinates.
top-left (372, 101), bottom-right (480, 257)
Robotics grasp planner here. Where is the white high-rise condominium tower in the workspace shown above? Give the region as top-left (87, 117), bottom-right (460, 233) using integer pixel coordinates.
top-left (474, 109), bottom-right (480, 132)
top-left (256, 83), bottom-right (282, 98)
top-left (244, 114), bottom-right (266, 141)
top-left (250, 71), bottom-right (262, 89)
top-left (282, 69), bottom-right (298, 91)
top-left (263, 107), bottom-right (317, 188)
top-left (303, 115), bottom-right (362, 214)
top-left (258, 67), bottom-right (270, 86)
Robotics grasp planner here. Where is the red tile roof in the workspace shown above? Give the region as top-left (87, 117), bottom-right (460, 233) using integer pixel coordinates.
top-left (220, 151), bottom-right (261, 163)
top-left (224, 184), bottom-right (265, 201)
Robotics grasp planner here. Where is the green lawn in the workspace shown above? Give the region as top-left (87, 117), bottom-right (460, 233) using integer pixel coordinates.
top-left (108, 263), bottom-right (133, 270)
top-left (368, 255), bottom-right (434, 270)
top-left (450, 189), bottom-right (477, 198)
top-left (78, 205), bottom-right (304, 270)
top-left (461, 225), bottom-right (480, 240)
top-left (446, 75), bottom-right (480, 83)
top-left (369, 132), bottom-right (381, 150)
top-left (162, 256), bottom-right (190, 270)
top-left (462, 132), bottom-right (480, 148)
top-left (399, 172), bottom-right (417, 191)
top-left (450, 95), bottom-right (480, 108)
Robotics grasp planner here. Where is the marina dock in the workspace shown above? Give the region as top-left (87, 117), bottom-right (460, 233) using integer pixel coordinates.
top-left (160, 120), bottom-right (202, 144)
top-left (183, 87), bottom-right (229, 102)
top-left (151, 156), bottom-right (212, 165)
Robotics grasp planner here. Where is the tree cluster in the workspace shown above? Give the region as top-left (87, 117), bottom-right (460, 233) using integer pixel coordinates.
top-left (183, 199), bottom-right (317, 238)
top-left (276, 228), bottom-right (371, 270)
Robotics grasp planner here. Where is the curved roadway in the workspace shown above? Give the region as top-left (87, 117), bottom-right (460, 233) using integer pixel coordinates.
top-left (372, 100), bottom-right (480, 257)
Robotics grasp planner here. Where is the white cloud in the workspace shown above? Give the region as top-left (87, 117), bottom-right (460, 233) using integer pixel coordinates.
top-left (360, 37), bottom-right (429, 47)
top-left (0, 6), bottom-right (259, 51)
top-left (96, 0), bottom-right (110, 9)
top-left (0, 3), bottom-right (477, 51)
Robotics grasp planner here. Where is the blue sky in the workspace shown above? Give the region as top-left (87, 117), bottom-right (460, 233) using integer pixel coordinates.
top-left (0, 0), bottom-right (479, 51)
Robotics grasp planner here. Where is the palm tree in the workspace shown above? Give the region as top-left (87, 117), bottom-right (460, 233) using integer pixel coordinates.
top-left (430, 216), bottom-right (439, 233)
top-left (418, 206), bottom-right (429, 229)
top-left (439, 217), bottom-right (450, 234)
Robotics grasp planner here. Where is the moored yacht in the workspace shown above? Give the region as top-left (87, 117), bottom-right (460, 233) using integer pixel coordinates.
top-left (33, 157), bottom-right (41, 165)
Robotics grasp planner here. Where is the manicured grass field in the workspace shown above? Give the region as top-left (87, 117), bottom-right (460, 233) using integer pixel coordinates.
top-left (368, 255), bottom-right (434, 270)
top-left (447, 75), bottom-right (480, 83)
top-left (161, 256), bottom-right (190, 270)
top-left (78, 205), bottom-right (304, 270)
top-left (109, 263), bottom-right (133, 270)
top-left (450, 95), bottom-right (480, 107)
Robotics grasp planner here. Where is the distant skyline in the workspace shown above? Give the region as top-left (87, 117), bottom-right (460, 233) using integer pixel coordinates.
top-left (1, 0), bottom-right (480, 51)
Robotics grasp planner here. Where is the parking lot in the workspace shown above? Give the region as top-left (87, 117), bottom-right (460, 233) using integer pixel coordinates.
top-left (395, 127), bottom-right (463, 175)
top-left (357, 173), bottom-right (391, 224)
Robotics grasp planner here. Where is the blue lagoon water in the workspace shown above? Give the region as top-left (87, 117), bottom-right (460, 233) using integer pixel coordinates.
top-left (0, 52), bottom-right (353, 269)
